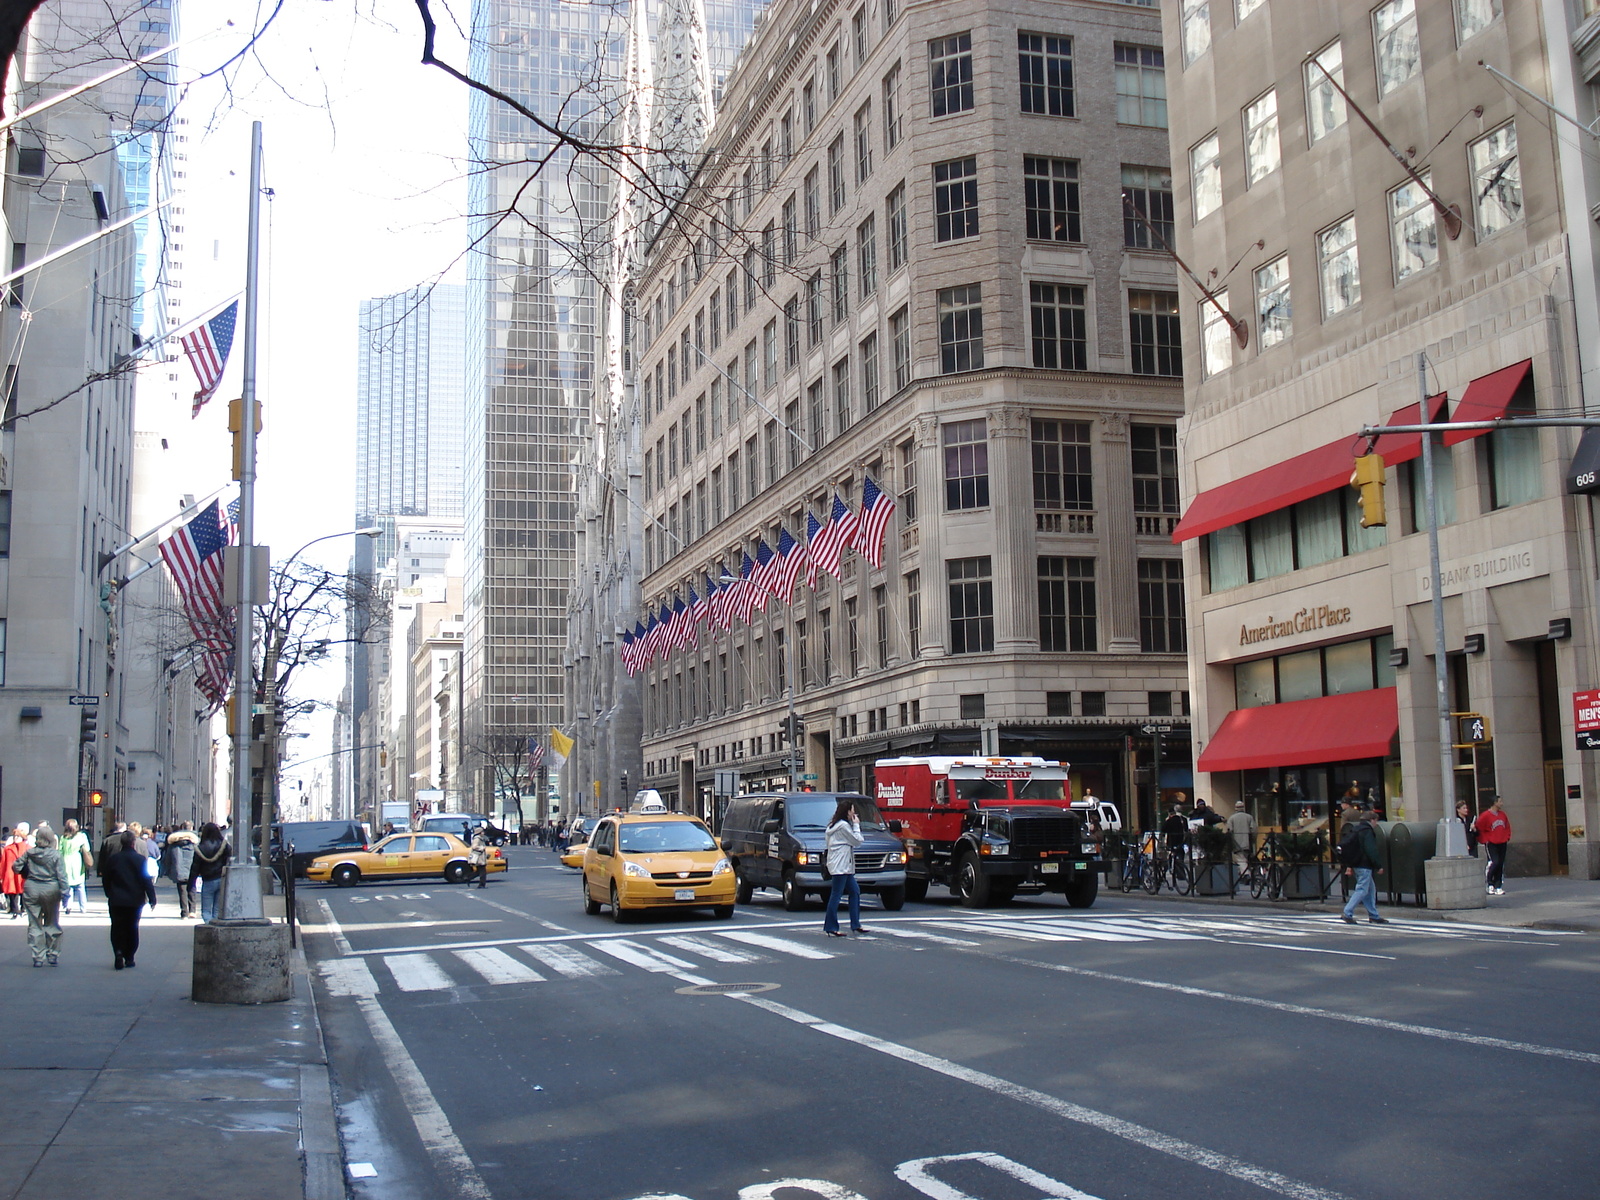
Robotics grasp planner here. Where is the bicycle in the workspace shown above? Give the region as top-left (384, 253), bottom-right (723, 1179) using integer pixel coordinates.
top-left (1165, 844), bottom-right (1195, 896)
top-left (1245, 833), bottom-right (1286, 899)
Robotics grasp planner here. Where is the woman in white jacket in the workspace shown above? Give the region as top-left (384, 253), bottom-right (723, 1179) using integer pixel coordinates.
top-left (823, 798), bottom-right (865, 937)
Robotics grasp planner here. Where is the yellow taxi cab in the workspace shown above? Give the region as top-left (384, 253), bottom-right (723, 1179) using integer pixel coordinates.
top-left (305, 832), bottom-right (508, 887)
top-left (580, 805), bottom-right (735, 921)
top-left (559, 842), bottom-right (587, 869)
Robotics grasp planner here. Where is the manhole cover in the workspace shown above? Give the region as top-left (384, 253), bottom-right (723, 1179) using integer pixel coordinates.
top-left (674, 981), bottom-right (780, 996)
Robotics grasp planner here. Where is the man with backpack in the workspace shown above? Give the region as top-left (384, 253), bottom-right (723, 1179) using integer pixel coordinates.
top-left (1339, 808), bottom-right (1389, 925)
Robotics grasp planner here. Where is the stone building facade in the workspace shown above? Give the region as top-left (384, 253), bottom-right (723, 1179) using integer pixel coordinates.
top-left (629, 0), bottom-right (1193, 825)
top-left (1163, 0), bottom-right (1600, 876)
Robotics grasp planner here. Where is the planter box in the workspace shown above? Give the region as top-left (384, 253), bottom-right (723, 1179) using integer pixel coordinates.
top-left (1281, 862), bottom-right (1330, 900)
top-left (1195, 863), bottom-right (1237, 896)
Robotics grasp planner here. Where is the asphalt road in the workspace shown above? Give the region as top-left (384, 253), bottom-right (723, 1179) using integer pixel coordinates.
top-left (303, 847), bottom-right (1600, 1200)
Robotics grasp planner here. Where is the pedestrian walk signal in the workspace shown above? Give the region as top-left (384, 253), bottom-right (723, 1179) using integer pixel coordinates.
top-left (87, 789), bottom-right (105, 807)
top-left (1454, 713), bottom-right (1490, 745)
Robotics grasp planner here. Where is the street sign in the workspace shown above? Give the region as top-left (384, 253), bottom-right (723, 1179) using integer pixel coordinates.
top-left (1575, 689), bottom-right (1600, 751)
top-left (1140, 725), bottom-right (1172, 735)
top-left (714, 769), bottom-right (740, 796)
top-left (69, 695), bottom-right (99, 706)
top-left (801, 773), bottom-right (819, 781)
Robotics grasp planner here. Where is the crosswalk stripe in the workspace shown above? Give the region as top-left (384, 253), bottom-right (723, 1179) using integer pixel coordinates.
top-left (455, 948), bottom-right (545, 985)
top-left (1016, 923), bottom-right (1144, 943)
top-left (659, 934), bottom-right (767, 963)
top-left (385, 953), bottom-right (456, 992)
top-left (713, 929), bottom-right (836, 960)
top-left (319, 958), bottom-right (379, 997)
top-left (1070, 920), bottom-right (1205, 941)
top-left (926, 920), bottom-right (1081, 942)
top-left (868, 925), bottom-right (981, 947)
top-left (518, 943), bottom-right (618, 978)
top-left (589, 939), bottom-right (701, 973)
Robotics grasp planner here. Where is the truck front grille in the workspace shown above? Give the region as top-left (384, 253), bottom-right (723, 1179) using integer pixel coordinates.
top-left (1010, 817), bottom-right (1080, 852)
top-left (854, 852), bottom-right (889, 872)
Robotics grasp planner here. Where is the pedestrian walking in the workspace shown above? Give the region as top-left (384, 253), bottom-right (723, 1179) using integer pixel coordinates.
top-left (1339, 808), bottom-right (1389, 925)
top-left (101, 831), bottom-right (157, 969)
top-left (97, 822), bottom-right (128, 877)
top-left (17, 828), bottom-right (68, 966)
top-left (1456, 799), bottom-right (1479, 857)
top-left (2, 824), bottom-right (30, 918)
top-left (59, 819), bottom-right (92, 915)
top-left (821, 798), bottom-right (864, 937)
top-left (164, 823), bottom-right (200, 918)
top-left (1226, 800), bottom-right (1256, 868)
top-left (469, 826), bottom-right (490, 889)
top-left (1474, 795), bottom-right (1512, 895)
top-left (189, 823), bottom-right (231, 921)
top-left (131, 823), bottom-right (161, 882)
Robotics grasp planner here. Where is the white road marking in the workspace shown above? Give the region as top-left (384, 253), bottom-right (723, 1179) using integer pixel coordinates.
top-left (356, 996), bottom-right (491, 1200)
top-left (898, 1151), bottom-right (1102, 1200)
top-left (1211, 939), bottom-right (1396, 961)
top-left (659, 934), bottom-right (768, 963)
top-left (384, 953), bottom-right (456, 992)
top-left (1066, 920), bottom-right (1205, 941)
top-left (589, 939), bottom-right (702, 973)
top-left (464, 891), bottom-right (573, 932)
top-left (738, 1180), bottom-right (869, 1200)
top-left (1019, 960), bottom-right (1600, 1065)
top-left (315, 899), bottom-right (353, 955)
top-left (714, 929), bottom-right (836, 959)
top-left (304, 919), bottom-right (500, 935)
top-left (731, 993), bottom-right (1350, 1200)
top-left (867, 925), bottom-right (982, 947)
top-left (519, 943), bottom-right (618, 978)
top-left (454, 947), bottom-right (545, 985)
top-left (927, 921), bottom-right (1080, 943)
top-left (317, 958), bottom-right (378, 997)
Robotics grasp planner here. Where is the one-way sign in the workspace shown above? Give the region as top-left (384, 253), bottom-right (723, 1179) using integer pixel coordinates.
top-left (69, 695), bottom-right (100, 706)
top-left (1141, 724), bottom-right (1172, 735)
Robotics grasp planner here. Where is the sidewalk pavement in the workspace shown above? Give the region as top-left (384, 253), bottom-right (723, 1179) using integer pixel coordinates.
top-left (0, 881), bottom-right (341, 1200)
top-left (1120, 866), bottom-right (1600, 931)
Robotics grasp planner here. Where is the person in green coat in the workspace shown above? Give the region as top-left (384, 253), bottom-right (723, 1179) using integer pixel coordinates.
top-left (58, 819), bottom-right (91, 915)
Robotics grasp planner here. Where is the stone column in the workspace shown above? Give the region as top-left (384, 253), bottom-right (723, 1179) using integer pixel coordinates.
top-left (911, 412), bottom-right (945, 662)
top-left (988, 403), bottom-right (1037, 654)
top-left (1097, 409), bottom-right (1141, 653)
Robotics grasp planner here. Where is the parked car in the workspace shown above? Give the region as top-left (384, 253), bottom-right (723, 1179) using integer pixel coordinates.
top-left (305, 832), bottom-right (507, 887)
top-left (718, 792), bottom-right (907, 911)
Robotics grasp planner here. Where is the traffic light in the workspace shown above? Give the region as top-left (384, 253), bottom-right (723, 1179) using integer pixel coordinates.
top-left (228, 398), bottom-right (262, 481)
top-left (1350, 453), bottom-right (1386, 527)
top-left (87, 789), bottom-right (104, 807)
top-left (79, 707), bottom-right (98, 742)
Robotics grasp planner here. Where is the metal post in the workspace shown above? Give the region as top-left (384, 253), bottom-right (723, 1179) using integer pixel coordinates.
top-left (1419, 352), bottom-right (1460, 848)
top-left (1152, 727), bottom-right (1163, 817)
top-left (784, 635), bottom-right (797, 791)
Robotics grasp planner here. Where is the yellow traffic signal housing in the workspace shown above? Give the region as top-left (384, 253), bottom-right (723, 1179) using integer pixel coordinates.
top-left (1350, 453), bottom-right (1387, 527)
top-left (228, 398), bottom-right (262, 481)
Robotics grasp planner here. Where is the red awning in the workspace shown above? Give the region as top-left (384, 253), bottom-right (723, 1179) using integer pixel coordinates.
top-left (1196, 687), bottom-right (1398, 774)
top-left (1441, 359), bottom-right (1532, 446)
top-left (1171, 397), bottom-right (1444, 543)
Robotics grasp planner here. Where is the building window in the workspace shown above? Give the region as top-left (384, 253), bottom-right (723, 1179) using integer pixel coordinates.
top-left (1138, 559), bottom-right (1186, 653)
top-left (808, 378), bottom-right (826, 446)
top-left (846, 598), bottom-right (860, 676)
top-left (1456, 0), bottom-right (1501, 42)
top-left (891, 306), bottom-right (911, 389)
top-left (744, 340), bottom-right (759, 401)
top-left (766, 420), bottom-right (780, 486)
top-left (805, 166), bottom-right (821, 239)
top-left (0, 491), bottom-right (12, 556)
top-left (938, 285), bottom-right (984, 374)
top-left (1081, 691), bottom-right (1106, 717)
top-left (1039, 556), bottom-right (1096, 652)
top-left (905, 570), bottom-right (921, 657)
top-left (883, 64), bottom-right (902, 149)
top-left (709, 292), bottom-right (722, 349)
top-left (1390, 171), bottom-right (1438, 281)
top-left (785, 297), bottom-right (801, 367)
top-left (833, 357), bottom-right (852, 433)
top-left (943, 418), bottom-right (989, 510)
top-left (831, 244), bottom-right (850, 321)
top-left (933, 157), bottom-right (979, 242)
top-left (785, 400), bottom-right (802, 468)
top-left (744, 248), bottom-right (759, 312)
top-left (1243, 89), bottom-right (1280, 186)
top-left (803, 80), bottom-right (816, 133)
top-left (1305, 41), bottom-right (1346, 143)
top-left (1374, 0), bottom-right (1419, 95)
top-left (806, 272), bottom-right (823, 344)
top-left (1201, 289), bottom-right (1232, 378)
top-left (827, 43), bottom-right (841, 101)
top-left (1122, 165), bottom-right (1173, 249)
top-left (829, 134), bottom-right (847, 212)
top-left (1029, 283), bottom-right (1087, 371)
top-left (1031, 419), bottom-right (1092, 511)
top-left (15, 147), bottom-right (43, 176)
top-left (1254, 255), bottom-right (1291, 349)
top-left (1190, 132), bottom-right (1220, 221)
top-left (763, 320), bottom-right (779, 389)
top-left (1047, 691), bottom-right (1072, 717)
top-left (853, 6), bottom-right (869, 62)
top-left (1489, 383), bottom-right (1540, 510)
top-left (899, 437), bottom-right (918, 522)
top-left (1131, 425), bottom-right (1179, 514)
top-left (930, 32), bottom-right (974, 117)
top-left (948, 557), bottom-right (995, 654)
top-left (820, 607), bottom-right (834, 680)
top-left (886, 183), bottom-right (908, 269)
top-left (1018, 32), bottom-right (1073, 117)
top-left (1128, 290), bottom-right (1181, 376)
top-left (860, 332), bottom-right (880, 411)
top-left (1181, 0), bottom-right (1210, 66)
top-left (1024, 156), bottom-right (1080, 243)
top-left (874, 585), bottom-right (889, 665)
top-left (1237, 0), bottom-right (1265, 20)
top-left (857, 215), bottom-right (878, 296)
top-left (1318, 214), bottom-right (1361, 317)
top-left (782, 195), bottom-right (797, 264)
top-left (960, 694), bottom-right (985, 720)
top-left (1114, 43), bottom-right (1165, 127)
top-left (1470, 123), bottom-right (1521, 239)
top-left (854, 102), bottom-right (874, 183)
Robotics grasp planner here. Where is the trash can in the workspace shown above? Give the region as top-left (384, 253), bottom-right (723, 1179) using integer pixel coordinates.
top-left (1383, 821), bottom-right (1437, 905)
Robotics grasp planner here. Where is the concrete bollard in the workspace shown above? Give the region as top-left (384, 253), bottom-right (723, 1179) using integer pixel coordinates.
top-left (1425, 856), bottom-right (1487, 910)
top-left (192, 920), bottom-right (292, 1004)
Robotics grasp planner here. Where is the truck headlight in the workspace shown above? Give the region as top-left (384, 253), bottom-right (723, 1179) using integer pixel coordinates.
top-left (1082, 843), bottom-right (1097, 854)
top-left (886, 851), bottom-right (906, 865)
top-left (712, 858), bottom-right (733, 875)
top-left (623, 860), bottom-right (650, 878)
top-left (979, 841), bottom-right (1009, 856)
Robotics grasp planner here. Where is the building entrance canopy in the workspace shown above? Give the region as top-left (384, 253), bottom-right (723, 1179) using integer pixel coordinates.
top-left (1197, 687), bottom-right (1397, 774)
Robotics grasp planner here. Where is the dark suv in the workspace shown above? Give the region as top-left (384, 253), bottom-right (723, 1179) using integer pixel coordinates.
top-left (267, 821), bottom-right (370, 879)
top-left (718, 792), bottom-right (907, 911)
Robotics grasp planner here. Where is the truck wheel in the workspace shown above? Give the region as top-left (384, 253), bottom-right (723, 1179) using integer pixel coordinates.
top-left (878, 885), bottom-right (906, 911)
top-left (782, 873), bottom-right (808, 911)
top-left (1065, 872), bottom-right (1099, 908)
top-left (903, 877), bottom-right (929, 903)
top-left (583, 876), bottom-right (602, 916)
top-left (957, 854), bottom-right (992, 908)
top-left (734, 868), bottom-right (754, 905)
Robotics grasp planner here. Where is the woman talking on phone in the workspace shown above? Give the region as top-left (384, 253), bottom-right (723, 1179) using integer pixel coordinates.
top-left (822, 798), bottom-right (865, 937)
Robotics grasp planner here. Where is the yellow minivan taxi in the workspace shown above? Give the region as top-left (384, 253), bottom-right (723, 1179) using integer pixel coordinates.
top-left (581, 811), bottom-right (736, 921)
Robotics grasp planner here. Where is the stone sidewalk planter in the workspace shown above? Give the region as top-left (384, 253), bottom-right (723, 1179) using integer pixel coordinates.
top-left (1426, 856), bottom-right (1488, 910)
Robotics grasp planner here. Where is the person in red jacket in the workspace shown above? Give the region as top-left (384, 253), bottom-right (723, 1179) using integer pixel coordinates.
top-left (1474, 795), bottom-right (1513, 895)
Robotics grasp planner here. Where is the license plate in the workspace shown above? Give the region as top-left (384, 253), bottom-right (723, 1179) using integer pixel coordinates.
top-left (674, 888), bottom-right (696, 901)
top-left (1040, 862), bottom-right (1059, 874)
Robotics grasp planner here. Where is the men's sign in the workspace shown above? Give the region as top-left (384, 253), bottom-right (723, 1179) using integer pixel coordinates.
top-left (1574, 688), bottom-right (1600, 751)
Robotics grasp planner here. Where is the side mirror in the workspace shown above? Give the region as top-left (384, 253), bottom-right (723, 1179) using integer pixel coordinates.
top-left (761, 819), bottom-right (781, 834)
top-left (887, 820), bottom-right (903, 835)
top-left (719, 838), bottom-right (733, 853)
top-left (596, 844), bottom-right (613, 857)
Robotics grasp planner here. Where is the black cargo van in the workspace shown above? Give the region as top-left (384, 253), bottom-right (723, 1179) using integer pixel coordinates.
top-left (718, 791), bottom-right (907, 911)
top-left (267, 821), bottom-right (370, 879)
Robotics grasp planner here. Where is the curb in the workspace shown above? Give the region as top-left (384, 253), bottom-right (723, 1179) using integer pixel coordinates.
top-left (292, 920), bottom-right (346, 1200)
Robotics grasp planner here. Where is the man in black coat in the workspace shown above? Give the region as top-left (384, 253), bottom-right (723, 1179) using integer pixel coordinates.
top-left (101, 831), bottom-right (157, 969)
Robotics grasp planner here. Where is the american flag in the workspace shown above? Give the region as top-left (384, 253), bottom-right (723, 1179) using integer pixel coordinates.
top-left (804, 511), bottom-right (824, 588)
top-left (775, 526), bottom-right (809, 601)
top-left (853, 475), bottom-right (897, 569)
top-left (732, 553), bottom-right (759, 625)
top-left (224, 496), bottom-right (242, 542)
top-left (642, 613), bottom-right (662, 663)
top-left (630, 620), bottom-right (647, 669)
top-left (158, 500), bottom-right (233, 707)
top-left (671, 595), bottom-right (695, 649)
top-left (811, 494), bottom-right (857, 579)
top-left (181, 301), bottom-right (239, 417)
top-left (691, 582), bottom-right (711, 632)
top-left (620, 628), bottom-right (638, 676)
top-left (652, 604), bottom-right (673, 658)
top-left (528, 740), bottom-right (545, 775)
top-left (708, 576), bottom-right (730, 629)
top-left (752, 540), bottom-right (778, 606)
